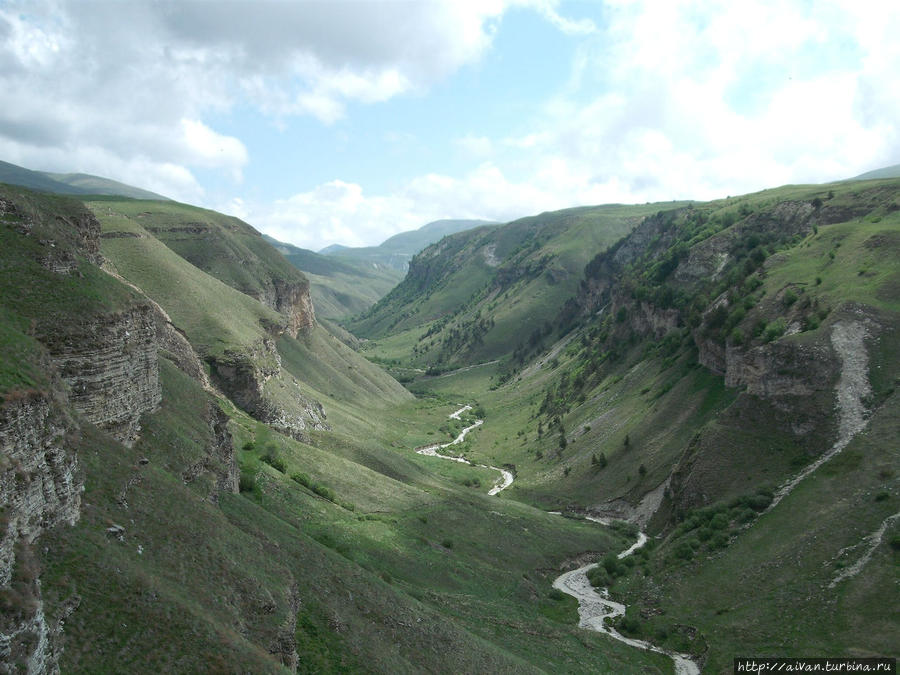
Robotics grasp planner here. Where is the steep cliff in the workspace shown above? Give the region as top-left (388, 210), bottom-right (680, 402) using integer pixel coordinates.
top-left (210, 337), bottom-right (329, 440)
top-left (0, 393), bottom-right (82, 674)
top-left (40, 305), bottom-right (161, 446)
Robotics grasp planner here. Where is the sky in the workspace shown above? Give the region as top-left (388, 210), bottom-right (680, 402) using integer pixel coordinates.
top-left (1, 1), bottom-right (899, 251)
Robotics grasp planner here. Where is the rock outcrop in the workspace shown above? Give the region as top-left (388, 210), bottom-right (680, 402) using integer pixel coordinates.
top-left (209, 337), bottom-right (329, 441)
top-left (274, 280), bottom-right (315, 339)
top-left (268, 582), bottom-right (300, 672)
top-left (0, 194), bottom-right (102, 275)
top-left (0, 393), bottom-right (82, 674)
top-left (180, 401), bottom-right (239, 499)
top-left (245, 279), bottom-right (315, 339)
top-left (42, 305), bottom-right (161, 446)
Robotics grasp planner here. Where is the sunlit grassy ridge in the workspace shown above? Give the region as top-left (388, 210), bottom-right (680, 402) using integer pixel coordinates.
top-left (90, 198), bottom-right (309, 302)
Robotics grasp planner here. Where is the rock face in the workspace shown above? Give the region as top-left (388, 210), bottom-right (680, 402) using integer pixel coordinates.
top-left (0, 393), bottom-right (82, 674)
top-left (209, 337), bottom-right (329, 441)
top-left (247, 279), bottom-right (315, 339)
top-left (274, 279), bottom-right (315, 339)
top-left (180, 402), bottom-right (239, 498)
top-left (0, 195), bottom-right (102, 275)
top-left (268, 582), bottom-right (300, 672)
top-left (207, 402), bottom-right (238, 495)
top-left (42, 305), bottom-right (161, 446)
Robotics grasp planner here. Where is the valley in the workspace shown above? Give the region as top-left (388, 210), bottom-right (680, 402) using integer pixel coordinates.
top-left (1, 171), bottom-right (898, 673)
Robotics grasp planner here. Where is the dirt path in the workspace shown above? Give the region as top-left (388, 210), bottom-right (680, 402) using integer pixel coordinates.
top-left (415, 405), bottom-right (513, 496)
top-left (829, 511), bottom-right (900, 588)
top-left (552, 527), bottom-right (699, 675)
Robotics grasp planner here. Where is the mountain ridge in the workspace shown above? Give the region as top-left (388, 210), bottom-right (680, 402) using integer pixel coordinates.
top-left (0, 159), bottom-right (170, 200)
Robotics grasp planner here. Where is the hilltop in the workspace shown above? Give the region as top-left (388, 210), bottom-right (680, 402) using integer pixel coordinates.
top-left (0, 159), bottom-right (169, 200)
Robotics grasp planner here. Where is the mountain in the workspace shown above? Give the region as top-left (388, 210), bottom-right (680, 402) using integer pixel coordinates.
top-left (348, 203), bottom-right (687, 368)
top-left (263, 234), bottom-right (403, 320)
top-left (360, 178), bottom-right (900, 670)
top-left (0, 182), bottom-right (671, 673)
top-left (322, 218), bottom-right (497, 272)
top-left (0, 159), bottom-right (169, 200)
top-left (849, 163), bottom-right (900, 181)
top-left (2, 173), bottom-right (898, 673)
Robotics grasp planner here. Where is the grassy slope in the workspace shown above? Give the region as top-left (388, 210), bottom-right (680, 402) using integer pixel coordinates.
top-left (350, 203), bottom-right (686, 368)
top-left (279, 246), bottom-right (402, 319)
top-left (326, 219), bottom-right (497, 273)
top-left (361, 180), bottom-right (900, 668)
top-left (42, 357), bottom-right (670, 674)
top-left (89, 198), bottom-right (308, 303)
top-left (96, 213), bottom-right (280, 359)
top-left (0, 184), bottom-right (138, 394)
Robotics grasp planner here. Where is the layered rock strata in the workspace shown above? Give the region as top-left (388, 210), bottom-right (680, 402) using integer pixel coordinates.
top-left (43, 305), bottom-right (161, 446)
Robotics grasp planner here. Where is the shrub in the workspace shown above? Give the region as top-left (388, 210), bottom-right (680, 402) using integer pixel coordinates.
top-left (261, 452), bottom-right (286, 473)
top-left (587, 565), bottom-right (611, 588)
top-left (239, 468), bottom-right (261, 500)
top-left (674, 541), bottom-right (694, 560)
top-left (548, 588), bottom-right (567, 601)
top-left (764, 318), bottom-right (786, 343)
top-left (291, 472), bottom-right (312, 488)
top-left (312, 484), bottom-right (336, 501)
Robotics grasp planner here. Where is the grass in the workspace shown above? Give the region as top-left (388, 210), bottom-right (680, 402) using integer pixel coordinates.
top-left (7, 177), bottom-right (900, 672)
top-left (347, 201), bottom-right (685, 368)
top-left (89, 198), bottom-right (308, 303)
top-left (99, 220), bottom-right (282, 359)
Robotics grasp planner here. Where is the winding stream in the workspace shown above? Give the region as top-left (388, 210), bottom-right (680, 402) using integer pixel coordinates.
top-left (552, 525), bottom-right (699, 675)
top-left (415, 405), bottom-right (513, 496)
top-left (416, 406), bottom-right (698, 673)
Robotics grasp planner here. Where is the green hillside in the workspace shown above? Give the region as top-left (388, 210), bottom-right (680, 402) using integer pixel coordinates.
top-left (0, 159), bottom-right (168, 199)
top-left (366, 178), bottom-right (900, 668)
top-left (0, 183), bottom-right (671, 673)
top-left (849, 163), bottom-right (900, 181)
top-left (92, 198), bottom-right (306, 306)
top-left (349, 203), bottom-right (687, 368)
top-left (324, 218), bottom-right (497, 272)
top-left (2, 175), bottom-right (898, 674)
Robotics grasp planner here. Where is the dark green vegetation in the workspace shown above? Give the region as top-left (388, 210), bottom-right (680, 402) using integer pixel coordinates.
top-left (2, 169), bottom-right (899, 673)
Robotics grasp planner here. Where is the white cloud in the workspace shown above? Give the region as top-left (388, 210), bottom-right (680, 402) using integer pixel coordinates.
top-left (0, 0), bottom-right (526, 189)
top-left (504, 0), bottom-right (900, 206)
